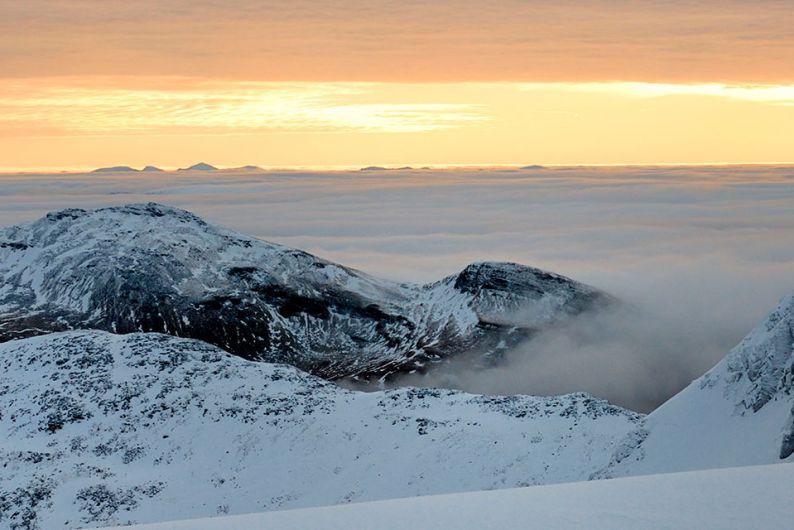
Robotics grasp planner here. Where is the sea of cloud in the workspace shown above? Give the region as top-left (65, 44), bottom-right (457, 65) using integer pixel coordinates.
top-left (1, 165), bottom-right (793, 411)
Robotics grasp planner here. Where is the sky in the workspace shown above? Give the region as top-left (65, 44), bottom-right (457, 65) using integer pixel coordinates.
top-left (2, 165), bottom-right (793, 411)
top-left (1, 1), bottom-right (793, 169)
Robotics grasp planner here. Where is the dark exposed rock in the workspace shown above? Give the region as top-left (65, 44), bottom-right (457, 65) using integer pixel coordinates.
top-left (780, 409), bottom-right (794, 459)
top-left (0, 203), bottom-right (615, 381)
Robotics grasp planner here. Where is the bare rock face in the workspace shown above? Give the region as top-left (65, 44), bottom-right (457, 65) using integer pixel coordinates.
top-left (0, 203), bottom-right (614, 381)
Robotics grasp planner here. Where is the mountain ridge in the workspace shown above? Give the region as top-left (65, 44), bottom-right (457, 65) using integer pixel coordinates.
top-left (2, 204), bottom-right (794, 528)
top-left (0, 330), bottom-right (640, 529)
top-left (0, 203), bottom-right (614, 382)
top-left (4, 289), bottom-right (794, 527)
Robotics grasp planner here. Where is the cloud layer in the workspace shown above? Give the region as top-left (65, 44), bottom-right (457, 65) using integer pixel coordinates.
top-left (1, 165), bottom-right (793, 411)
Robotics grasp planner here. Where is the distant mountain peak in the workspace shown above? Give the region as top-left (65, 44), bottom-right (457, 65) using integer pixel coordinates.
top-left (181, 162), bottom-right (217, 171)
top-left (141, 165), bottom-right (164, 172)
top-left (359, 166), bottom-right (414, 172)
top-left (92, 165), bottom-right (139, 173)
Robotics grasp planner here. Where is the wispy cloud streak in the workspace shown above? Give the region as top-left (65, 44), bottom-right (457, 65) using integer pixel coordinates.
top-left (0, 80), bottom-right (485, 136)
top-left (521, 82), bottom-right (794, 105)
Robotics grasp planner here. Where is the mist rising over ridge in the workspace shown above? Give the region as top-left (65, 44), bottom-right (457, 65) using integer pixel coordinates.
top-left (0, 165), bottom-right (792, 411)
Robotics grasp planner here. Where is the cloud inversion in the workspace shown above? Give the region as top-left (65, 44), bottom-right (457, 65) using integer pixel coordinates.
top-left (1, 165), bottom-right (792, 411)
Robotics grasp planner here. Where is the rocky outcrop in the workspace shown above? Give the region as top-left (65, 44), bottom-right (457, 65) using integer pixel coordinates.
top-left (0, 203), bottom-right (613, 381)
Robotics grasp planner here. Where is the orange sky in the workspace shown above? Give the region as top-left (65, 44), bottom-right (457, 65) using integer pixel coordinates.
top-left (1, 1), bottom-right (792, 169)
top-left (3, 1), bottom-right (794, 83)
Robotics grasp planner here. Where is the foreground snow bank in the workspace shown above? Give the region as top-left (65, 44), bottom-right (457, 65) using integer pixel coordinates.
top-left (105, 463), bottom-right (794, 530)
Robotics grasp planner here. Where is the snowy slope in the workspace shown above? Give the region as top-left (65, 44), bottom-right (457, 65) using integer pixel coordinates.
top-left (0, 331), bottom-right (640, 529)
top-left (600, 292), bottom-right (794, 477)
top-left (0, 203), bottom-right (612, 382)
top-left (103, 463), bottom-right (794, 530)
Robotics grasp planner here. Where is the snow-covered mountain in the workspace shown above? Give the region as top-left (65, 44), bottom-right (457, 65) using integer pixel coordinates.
top-left (0, 203), bottom-right (612, 382)
top-left (0, 331), bottom-right (640, 529)
top-left (3, 202), bottom-right (793, 529)
top-left (598, 292), bottom-right (794, 478)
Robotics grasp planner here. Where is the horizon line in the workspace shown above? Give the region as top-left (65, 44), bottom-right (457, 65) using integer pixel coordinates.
top-left (2, 161), bottom-right (794, 176)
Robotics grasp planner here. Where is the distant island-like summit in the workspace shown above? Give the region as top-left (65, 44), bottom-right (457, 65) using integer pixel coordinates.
top-left (91, 163), bottom-right (269, 173)
top-left (93, 165), bottom-right (163, 173)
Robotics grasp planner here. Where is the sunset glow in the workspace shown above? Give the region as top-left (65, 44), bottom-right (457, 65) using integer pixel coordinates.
top-left (1, 1), bottom-right (792, 170)
top-left (2, 3), bottom-right (794, 525)
top-left (2, 78), bottom-right (793, 170)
